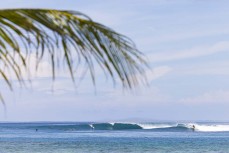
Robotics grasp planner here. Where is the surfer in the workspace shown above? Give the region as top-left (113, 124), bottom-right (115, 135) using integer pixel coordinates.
top-left (36, 129), bottom-right (38, 132)
top-left (192, 125), bottom-right (195, 131)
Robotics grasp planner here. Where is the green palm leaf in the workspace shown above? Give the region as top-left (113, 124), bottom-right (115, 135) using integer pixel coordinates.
top-left (0, 9), bottom-right (147, 99)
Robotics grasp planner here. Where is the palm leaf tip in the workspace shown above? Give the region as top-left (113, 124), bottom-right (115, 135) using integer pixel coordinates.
top-left (0, 8), bottom-right (147, 92)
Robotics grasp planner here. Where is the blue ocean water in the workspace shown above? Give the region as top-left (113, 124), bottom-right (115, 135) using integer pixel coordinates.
top-left (0, 122), bottom-right (229, 153)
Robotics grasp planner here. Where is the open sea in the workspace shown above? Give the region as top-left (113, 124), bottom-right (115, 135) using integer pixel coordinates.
top-left (0, 122), bottom-right (229, 153)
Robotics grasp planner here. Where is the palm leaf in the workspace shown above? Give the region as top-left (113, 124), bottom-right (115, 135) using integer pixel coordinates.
top-left (0, 9), bottom-right (147, 100)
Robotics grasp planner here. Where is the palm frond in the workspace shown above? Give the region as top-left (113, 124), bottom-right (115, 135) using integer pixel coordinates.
top-left (0, 9), bottom-right (147, 97)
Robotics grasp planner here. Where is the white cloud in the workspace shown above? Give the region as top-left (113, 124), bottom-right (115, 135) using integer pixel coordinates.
top-left (180, 90), bottom-right (229, 104)
top-left (148, 41), bottom-right (229, 63)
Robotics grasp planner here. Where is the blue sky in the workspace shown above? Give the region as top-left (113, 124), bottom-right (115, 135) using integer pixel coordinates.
top-left (1, 0), bottom-right (229, 121)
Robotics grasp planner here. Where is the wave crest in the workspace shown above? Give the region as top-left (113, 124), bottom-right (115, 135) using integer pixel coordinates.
top-left (4, 122), bottom-right (229, 132)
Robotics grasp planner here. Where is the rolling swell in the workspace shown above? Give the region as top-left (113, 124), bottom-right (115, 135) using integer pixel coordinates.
top-left (1, 123), bottom-right (143, 131)
top-left (1, 122), bottom-right (229, 132)
top-left (91, 123), bottom-right (142, 130)
top-left (92, 123), bottom-right (113, 130)
top-left (28, 123), bottom-right (191, 131)
top-left (90, 123), bottom-right (195, 131)
top-left (113, 123), bottom-right (142, 130)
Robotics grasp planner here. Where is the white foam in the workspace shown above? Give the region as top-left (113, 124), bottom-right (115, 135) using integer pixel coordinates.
top-left (89, 124), bottom-right (94, 129)
top-left (195, 124), bottom-right (229, 132)
top-left (108, 122), bottom-right (115, 126)
top-left (139, 123), bottom-right (229, 132)
top-left (138, 123), bottom-right (172, 129)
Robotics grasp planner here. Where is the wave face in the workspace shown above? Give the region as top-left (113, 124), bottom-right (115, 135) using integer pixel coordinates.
top-left (1, 122), bottom-right (229, 132)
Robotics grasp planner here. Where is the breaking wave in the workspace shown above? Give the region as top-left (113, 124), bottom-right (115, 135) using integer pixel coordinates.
top-left (1, 122), bottom-right (229, 132)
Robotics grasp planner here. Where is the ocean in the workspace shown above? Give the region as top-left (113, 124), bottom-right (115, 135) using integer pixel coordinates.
top-left (0, 122), bottom-right (229, 152)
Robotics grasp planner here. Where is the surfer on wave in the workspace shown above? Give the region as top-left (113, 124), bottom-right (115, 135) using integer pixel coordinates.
top-left (192, 125), bottom-right (195, 131)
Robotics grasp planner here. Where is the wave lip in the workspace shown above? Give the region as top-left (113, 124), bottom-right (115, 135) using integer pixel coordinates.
top-left (138, 123), bottom-right (173, 130)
